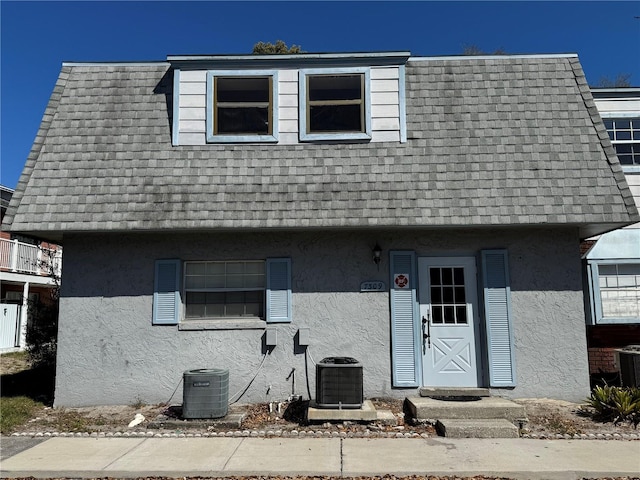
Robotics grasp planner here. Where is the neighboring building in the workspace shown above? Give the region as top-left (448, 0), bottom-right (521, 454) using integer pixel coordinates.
top-left (584, 88), bottom-right (640, 382)
top-left (3, 51), bottom-right (638, 407)
top-left (1, 185), bottom-right (62, 352)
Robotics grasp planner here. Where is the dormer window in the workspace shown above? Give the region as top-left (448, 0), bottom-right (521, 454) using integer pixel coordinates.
top-left (299, 68), bottom-right (371, 142)
top-left (206, 70), bottom-right (279, 143)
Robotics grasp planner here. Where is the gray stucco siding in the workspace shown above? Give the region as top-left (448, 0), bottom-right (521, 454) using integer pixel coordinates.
top-left (54, 227), bottom-right (589, 407)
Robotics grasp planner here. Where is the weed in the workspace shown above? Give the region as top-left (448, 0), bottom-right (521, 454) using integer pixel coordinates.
top-left (130, 397), bottom-right (146, 409)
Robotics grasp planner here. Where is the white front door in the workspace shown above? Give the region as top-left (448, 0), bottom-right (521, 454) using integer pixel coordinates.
top-left (419, 257), bottom-right (481, 387)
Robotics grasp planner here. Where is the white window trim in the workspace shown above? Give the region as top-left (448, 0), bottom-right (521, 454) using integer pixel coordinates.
top-left (206, 70), bottom-right (279, 143)
top-left (298, 67), bottom-right (372, 142)
top-left (600, 113), bottom-right (640, 173)
top-left (588, 259), bottom-right (640, 325)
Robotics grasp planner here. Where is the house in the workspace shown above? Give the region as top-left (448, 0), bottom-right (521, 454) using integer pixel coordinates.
top-left (3, 51), bottom-right (638, 407)
top-left (584, 88), bottom-right (640, 382)
top-left (1, 185), bottom-right (62, 353)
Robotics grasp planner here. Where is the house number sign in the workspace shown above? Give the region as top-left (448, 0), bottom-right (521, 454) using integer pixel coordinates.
top-left (360, 281), bottom-right (385, 292)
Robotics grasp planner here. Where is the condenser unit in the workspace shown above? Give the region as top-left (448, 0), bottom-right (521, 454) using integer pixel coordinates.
top-left (616, 346), bottom-right (640, 388)
top-left (316, 357), bottom-right (363, 409)
top-left (182, 368), bottom-right (229, 419)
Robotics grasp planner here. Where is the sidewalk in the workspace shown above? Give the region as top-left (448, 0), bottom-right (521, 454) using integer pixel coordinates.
top-left (1, 436), bottom-right (639, 479)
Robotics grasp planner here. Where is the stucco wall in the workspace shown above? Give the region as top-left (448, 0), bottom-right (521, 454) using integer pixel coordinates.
top-left (54, 227), bottom-right (590, 406)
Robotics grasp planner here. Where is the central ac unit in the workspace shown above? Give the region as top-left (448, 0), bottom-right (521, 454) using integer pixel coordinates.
top-left (316, 357), bottom-right (363, 409)
top-left (182, 368), bottom-right (229, 419)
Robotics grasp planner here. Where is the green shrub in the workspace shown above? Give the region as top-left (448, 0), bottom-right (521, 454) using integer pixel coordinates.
top-left (583, 385), bottom-right (640, 427)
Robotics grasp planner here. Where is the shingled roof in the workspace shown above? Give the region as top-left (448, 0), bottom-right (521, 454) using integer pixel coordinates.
top-left (4, 53), bottom-right (638, 242)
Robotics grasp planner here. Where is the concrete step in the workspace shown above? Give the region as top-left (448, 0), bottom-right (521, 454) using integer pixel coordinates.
top-left (436, 418), bottom-right (520, 438)
top-left (405, 396), bottom-right (527, 423)
top-left (419, 387), bottom-right (490, 398)
top-left (307, 399), bottom-right (378, 422)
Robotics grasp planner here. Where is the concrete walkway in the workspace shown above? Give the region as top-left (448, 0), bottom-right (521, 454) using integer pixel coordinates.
top-left (1, 436), bottom-right (639, 479)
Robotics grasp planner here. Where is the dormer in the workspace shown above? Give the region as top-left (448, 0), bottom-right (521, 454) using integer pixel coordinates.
top-left (168, 51), bottom-right (411, 146)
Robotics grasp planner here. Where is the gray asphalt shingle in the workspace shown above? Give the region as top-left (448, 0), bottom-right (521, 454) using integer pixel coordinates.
top-left (4, 55), bottom-right (638, 240)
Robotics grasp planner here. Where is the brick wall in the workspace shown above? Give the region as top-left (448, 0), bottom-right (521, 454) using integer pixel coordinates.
top-left (587, 325), bottom-right (640, 378)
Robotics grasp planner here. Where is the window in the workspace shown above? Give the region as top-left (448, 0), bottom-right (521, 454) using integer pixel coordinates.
top-left (184, 261), bottom-right (265, 319)
top-left (206, 71), bottom-right (279, 143)
top-left (429, 267), bottom-right (468, 325)
top-left (597, 263), bottom-right (640, 321)
top-left (603, 118), bottom-right (640, 167)
top-left (299, 68), bottom-right (371, 141)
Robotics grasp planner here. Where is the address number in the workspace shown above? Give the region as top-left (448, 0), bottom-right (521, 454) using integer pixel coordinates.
top-left (360, 281), bottom-right (385, 292)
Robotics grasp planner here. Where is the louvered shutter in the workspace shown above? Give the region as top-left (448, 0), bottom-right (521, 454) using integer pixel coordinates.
top-left (153, 259), bottom-right (181, 325)
top-left (481, 249), bottom-right (516, 386)
top-left (390, 251), bottom-right (419, 387)
top-left (266, 258), bottom-right (291, 323)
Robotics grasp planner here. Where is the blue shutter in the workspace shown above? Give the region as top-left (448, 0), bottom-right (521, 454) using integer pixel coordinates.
top-left (266, 258), bottom-right (291, 323)
top-left (153, 259), bottom-right (181, 325)
top-left (481, 249), bottom-right (516, 387)
top-left (390, 251), bottom-right (420, 387)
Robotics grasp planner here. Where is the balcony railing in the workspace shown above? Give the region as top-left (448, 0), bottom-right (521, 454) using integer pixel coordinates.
top-left (0, 238), bottom-right (62, 279)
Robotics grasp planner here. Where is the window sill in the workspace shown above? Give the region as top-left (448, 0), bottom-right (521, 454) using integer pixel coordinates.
top-left (206, 134), bottom-right (279, 143)
top-left (595, 317), bottom-right (640, 325)
top-left (299, 132), bottom-right (371, 142)
top-left (179, 319), bottom-right (266, 331)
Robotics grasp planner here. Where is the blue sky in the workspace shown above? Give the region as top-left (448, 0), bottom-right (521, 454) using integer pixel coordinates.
top-left (1, 1), bottom-right (639, 190)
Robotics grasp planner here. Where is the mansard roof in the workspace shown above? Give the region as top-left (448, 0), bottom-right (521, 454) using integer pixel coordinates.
top-left (4, 52), bottom-right (638, 242)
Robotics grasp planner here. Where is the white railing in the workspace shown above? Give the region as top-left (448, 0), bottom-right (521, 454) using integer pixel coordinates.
top-left (0, 238), bottom-right (62, 278)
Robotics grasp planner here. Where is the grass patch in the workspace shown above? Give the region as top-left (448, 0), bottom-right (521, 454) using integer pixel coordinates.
top-left (0, 396), bottom-right (43, 434)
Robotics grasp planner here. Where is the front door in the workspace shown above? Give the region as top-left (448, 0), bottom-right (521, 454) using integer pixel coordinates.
top-left (419, 257), bottom-right (481, 387)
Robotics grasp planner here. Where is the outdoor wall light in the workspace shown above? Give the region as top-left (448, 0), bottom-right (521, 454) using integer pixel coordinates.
top-left (372, 243), bottom-right (382, 268)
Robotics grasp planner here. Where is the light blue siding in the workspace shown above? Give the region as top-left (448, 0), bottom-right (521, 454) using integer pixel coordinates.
top-left (172, 68), bottom-right (180, 146)
top-left (389, 250), bottom-right (420, 387)
top-left (481, 249), bottom-right (516, 387)
top-left (153, 259), bottom-right (181, 325)
top-left (266, 257), bottom-right (291, 323)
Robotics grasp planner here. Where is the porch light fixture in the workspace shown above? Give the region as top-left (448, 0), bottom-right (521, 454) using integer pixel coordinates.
top-left (372, 243), bottom-right (382, 268)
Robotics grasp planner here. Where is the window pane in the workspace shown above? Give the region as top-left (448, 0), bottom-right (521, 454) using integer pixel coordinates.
top-left (617, 131), bottom-right (632, 141)
top-left (443, 286), bottom-right (454, 303)
top-left (603, 119), bottom-right (613, 130)
top-left (618, 264), bottom-right (640, 275)
top-left (245, 275), bottom-right (265, 288)
top-left (217, 107), bottom-right (268, 134)
top-left (245, 262), bottom-right (265, 274)
top-left (453, 268), bottom-right (464, 285)
top-left (186, 263), bottom-right (206, 275)
top-left (616, 144), bottom-right (632, 154)
top-left (432, 306), bottom-right (443, 324)
top-left (309, 104), bottom-right (362, 132)
top-left (431, 286), bottom-right (442, 303)
top-left (632, 120), bottom-right (640, 129)
top-left (185, 275), bottom-right (206, 289)
top-left (616, 120), bottom-right (631, 129)
top-left (308, 75), bottom-right (362, 101)
top-left (454, 287), bottom-right (466, 303)
top-left (206, 263), bottom-right (225, 275)
top-left (217, 77), bottom-right (269, 102)
top-left (442, 268), bottom-right (453, 285)
top-left (456, 306), bottom-right (468, 324)
top-left (226, 274), bottom-right (244, 288)
top-left (599, 264), bottom-right (617, 275)
top-left (206, 275), bottom-right (226, 288)
top-left (430, 268), bottom-right (441, 286)
top-left (444, 306), bottom-right (455, 324)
